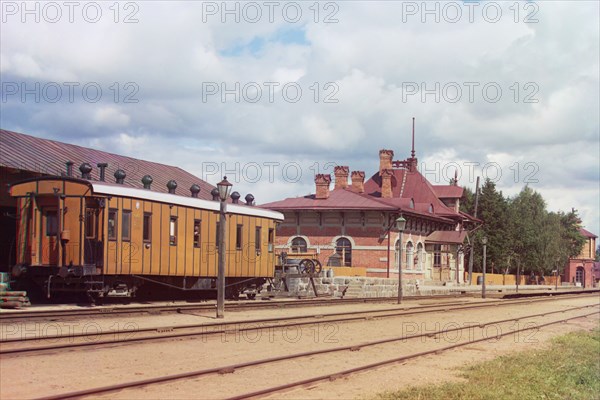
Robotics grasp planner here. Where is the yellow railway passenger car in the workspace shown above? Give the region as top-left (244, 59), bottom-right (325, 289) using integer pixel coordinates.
top-left (10, 176), bottom-right (283, 300)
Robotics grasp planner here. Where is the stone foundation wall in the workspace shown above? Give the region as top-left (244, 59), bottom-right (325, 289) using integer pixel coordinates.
top-left (282, 275), bottom-right (422, 298)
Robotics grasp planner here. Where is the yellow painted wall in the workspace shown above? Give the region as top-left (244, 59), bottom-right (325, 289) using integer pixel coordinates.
top-left (329, 266), bottom-right (367, 277)
top-left (467, 272), bottom-right (561, 286)
top-left (12, 179), bottom-right (278, 279)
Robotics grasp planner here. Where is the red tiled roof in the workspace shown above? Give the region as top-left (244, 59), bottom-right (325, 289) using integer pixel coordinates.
top-left (426, 230), bottom-right (467, 244)
top-left (261, 188), bottom-right (397, 211)
top-left (579, 228), bottom-right (598, 238)
top-left (0, 129), bottom-right (215, 200)
top-left (363, 168), bottom-right (464, 219)
top-left (263, 155), bottom-right (477, 224)
top-left (432, 185), bottom-right (464, 198)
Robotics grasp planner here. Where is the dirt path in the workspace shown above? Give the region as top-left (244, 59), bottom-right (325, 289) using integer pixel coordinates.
top-left (1, 295), bottom-right (598, 399)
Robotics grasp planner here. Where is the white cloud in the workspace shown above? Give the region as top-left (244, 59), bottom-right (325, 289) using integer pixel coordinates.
top-left (1, 0), bottom-right (598, 234)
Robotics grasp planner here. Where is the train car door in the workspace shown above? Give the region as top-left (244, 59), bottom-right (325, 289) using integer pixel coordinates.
top-left (41, 208), bottom-right (59, 265)
top-left (84, 207), bottom-right (102, 266)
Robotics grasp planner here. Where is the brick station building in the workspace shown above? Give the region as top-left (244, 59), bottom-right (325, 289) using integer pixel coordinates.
top-left (263, 149), bottom-right (478, 284)
top-left (563, 228), bottom-right (598, 288)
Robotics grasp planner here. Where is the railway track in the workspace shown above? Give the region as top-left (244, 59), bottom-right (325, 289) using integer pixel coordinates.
top-left (30, 300), bottom-right (599, 400)
top-left (1, 289), bottom-right (594, 323)
top-left (0, 294), bottom-right (464, 322)
top-left (2, 292), bottom-right (597, 357)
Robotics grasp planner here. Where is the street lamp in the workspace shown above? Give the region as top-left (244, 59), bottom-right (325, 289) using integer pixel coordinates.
top-left (457, 246), bottom-right (464, 285)
top-left (395, 216), bottom-right (406, 304)
top-left (481, 236), bottom-right (488, 299)
top-left (216, 176), bottom-right (232, 319)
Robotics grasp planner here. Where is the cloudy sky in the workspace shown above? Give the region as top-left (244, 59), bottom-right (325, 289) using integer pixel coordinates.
top-left (1, 1), bottom-right (599, 234)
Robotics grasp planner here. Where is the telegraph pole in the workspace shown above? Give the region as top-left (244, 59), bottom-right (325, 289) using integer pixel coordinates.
top-left (468, 176), bottom-right (480, 285)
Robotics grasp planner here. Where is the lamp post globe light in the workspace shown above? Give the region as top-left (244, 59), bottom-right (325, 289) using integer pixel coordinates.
top-left (481, 236), bottom-right (488, 299)
top-left (216, 176), bottom-right (232, 319)
top-left (395, 216), bottom-right (406, 304)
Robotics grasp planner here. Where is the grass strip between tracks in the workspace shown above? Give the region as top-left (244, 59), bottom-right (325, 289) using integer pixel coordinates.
top-left (373, 327), bottom-right (600, 400)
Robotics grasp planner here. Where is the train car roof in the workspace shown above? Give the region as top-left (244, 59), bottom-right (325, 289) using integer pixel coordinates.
top-left (91, 182), bottom-right (284, 221)
top-left (10, 177), bottom-right (283, 221)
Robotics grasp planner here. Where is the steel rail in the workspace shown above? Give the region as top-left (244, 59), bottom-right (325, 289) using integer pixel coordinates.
top-left (2, 294), bottom-right (597, 356)
top-left (31, 304), bottom-right (599, 400)
top-left (0, 299), bottom-right (473, 345)
top-left (0, 294), bottom-right (465, 322)
top-left (227, 309), bottom-right (600, 400)
top-left (2, 289), bottom-right (595, 322)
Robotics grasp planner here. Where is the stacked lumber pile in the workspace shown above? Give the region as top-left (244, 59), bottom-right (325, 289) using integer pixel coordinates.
top-left (0, 273), bottom-right (30, 308)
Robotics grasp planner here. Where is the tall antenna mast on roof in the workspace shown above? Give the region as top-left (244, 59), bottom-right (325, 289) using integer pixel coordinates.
top-left (411, 117), bottom-right (416, 158)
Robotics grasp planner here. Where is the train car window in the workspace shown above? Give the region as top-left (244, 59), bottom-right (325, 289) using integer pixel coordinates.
top-left (143, 213), bottom-right (152, 242)
top-left (85, 209), bottom-right (95, 238)
top-left (255, 227), bottom-right (261, 254)
top-left (46, 211), bottom-right (58, 236)
top-left (236, 224), bottom-right (243, 250)
top-left (108, 209), bottom-right (117, 240)
top-left (268, 228), bottom-right (274, 253)
top-left (122, 210), bottom-right (132, 241)
top-left (193, 220), bottom-right (201, 248)
top-left (169, 217), bottom-right (177, 245)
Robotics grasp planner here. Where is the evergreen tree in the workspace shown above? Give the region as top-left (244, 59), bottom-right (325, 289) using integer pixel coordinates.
top-left (476, 179), bottom-right (511, 273)
top-left (460, 186), bottom-right (475, 215)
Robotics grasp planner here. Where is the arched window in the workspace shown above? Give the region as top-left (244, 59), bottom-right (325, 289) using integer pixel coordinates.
top-left (336, 237), bottom-right (352, 266)
top-left (416, 243), bottom-right (424, 270)
top-left (406, 241), bottom-right (414, 270)
top-left (290, 237), bottom-right (307, 253)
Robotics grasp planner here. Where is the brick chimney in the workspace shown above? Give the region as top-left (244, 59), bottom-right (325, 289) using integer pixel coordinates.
top-left (351, 171), bottom-right (365, 193)
top-left (379, 149), bottom-right (394, 175)
top-left (334, 166), bottom-right (349, 190)
top-left (315, 174), bottom-right (332, 199)
top-left (381, 169), bottom-right (394, 198)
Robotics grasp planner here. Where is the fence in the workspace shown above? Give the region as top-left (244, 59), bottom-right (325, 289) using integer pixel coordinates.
top-left (466, 272), bottom-right (561, 286)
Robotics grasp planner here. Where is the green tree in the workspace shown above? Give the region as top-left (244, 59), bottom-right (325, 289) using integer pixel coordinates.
top-left (476, 179), bottom-right (512, 273)
top-left (558, 209), bottom-right (586, 260)
top-left (508, 186), bottom-right (547, 275)
top-left (460, 186), bottom-right (475, 215)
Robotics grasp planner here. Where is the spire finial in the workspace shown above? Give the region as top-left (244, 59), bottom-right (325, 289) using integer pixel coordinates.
top-left (411, 117), bottom-right (416, 158)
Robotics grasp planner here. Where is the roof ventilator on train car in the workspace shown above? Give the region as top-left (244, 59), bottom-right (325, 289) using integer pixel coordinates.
top-left (142, 175), bottom-right (153, 189)
top-left (190, 184), bottom-right (200, 197)
top-left (211, 188), bottom-right (220, 201)
top-left (230, 191), bottom-right (240, 204)
top-left (97, 163), bottom-right (108, 181)
top-left (79, 163), bottom-right (93, 179)
top-left (245, 193), bottom-right (255, 206)
top-left (167, 180), bottom-right (177, 194)
top-left (65, 161), bottom-right (74, 177)
top-left (114, 169), bottom-right (126, 184)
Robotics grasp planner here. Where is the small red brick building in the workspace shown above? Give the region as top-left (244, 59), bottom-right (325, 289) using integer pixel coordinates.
top-left (263, 149), bottom-right (478, 284)
top-left (563, 228), bottom-right (597, 288)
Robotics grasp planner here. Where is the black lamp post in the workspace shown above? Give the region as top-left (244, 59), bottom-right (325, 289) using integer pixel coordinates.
top-left (481, 236), bottom-right (488, 299)
top-left (395, 216), bottom-right (406, 304)
top-left (457, 246), bottom-right (464, 285)
top-left (216, 176), bottom-right (232, 318)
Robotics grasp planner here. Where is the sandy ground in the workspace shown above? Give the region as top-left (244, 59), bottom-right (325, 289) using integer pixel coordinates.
top-left (0, 295), bottom-right (598, 399)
